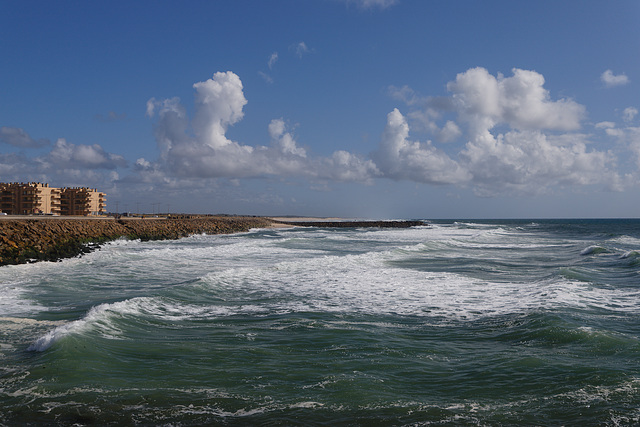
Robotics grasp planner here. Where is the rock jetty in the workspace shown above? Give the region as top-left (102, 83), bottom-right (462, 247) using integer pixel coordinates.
top-left (0, 217), bottom-right (426, 266)
top-left (0, 216), bottom-right (271, 266)
top-left (271, 219), bottom-right (425, 228)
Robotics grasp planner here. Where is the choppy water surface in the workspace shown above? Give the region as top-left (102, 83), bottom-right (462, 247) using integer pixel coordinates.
top-left (2, 219), bottom-right (640, 425)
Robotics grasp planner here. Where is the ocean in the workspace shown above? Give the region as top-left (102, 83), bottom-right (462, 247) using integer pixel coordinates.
top-left (1, 219), bottom-right (640, 425)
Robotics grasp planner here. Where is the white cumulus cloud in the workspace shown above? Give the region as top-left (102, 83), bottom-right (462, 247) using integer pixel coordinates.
top-left (447, 67), bottom-right (585, 133)
top-left (8, 65), bottom-right (633, 202)
top-left (445, 68), bottom-right (619, 195)
top-left (371, 109), bottom-right (470, 185)
top-left (382, 67), bottom-right (623, 195)
top-left (44, 138), bottom-right (127, 170)
top-left (625, 127), bottom-right (640, 168)
top-left (317, 150), bottom-right (379, 183)
top-left (461, 130), bottom-right (619, 195)
top-left (438, 120), bottom-right (462, 143)
top-left (192, 71), bottom-right (248, 150)
top-left (601, 69), bottom-right (629, 87)
top-left (597, 122), bottom-right (640, 170)
top-left (140, 68), bottom-right (630, 197)
top-left (145, 71), bottom-right (376, 184)
top-left (269, 119), bottom-right (307, 158)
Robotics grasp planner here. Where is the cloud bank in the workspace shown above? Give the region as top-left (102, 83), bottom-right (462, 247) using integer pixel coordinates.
top-left (445, 67), bottom-right (618, 195)
top-left (0, 128), bottom-right (124, 190)
top-left (139, 67), bottom-right (627, 197)
top-left (142, 71), bottom-right (376, 184)
top-left (3, 67), bottom-right (637, 202)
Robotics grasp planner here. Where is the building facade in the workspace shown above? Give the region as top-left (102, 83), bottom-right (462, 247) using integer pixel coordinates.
top-left (59, 187), bottom-right (107, 216)
top-left (0, 183), bottom-right (106, 216)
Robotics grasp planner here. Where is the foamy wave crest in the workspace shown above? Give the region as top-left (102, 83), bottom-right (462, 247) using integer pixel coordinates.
top-left (620, 250), bottom-right (640, 259)
top-left (26, 295), bottom-right (254, 351)
top-left (610, 235), bottom-right (640, 246)
top-left (27, 297), bottom-right (155, 352)
top-left (581, 245), bottom-right (609, 255)
top-left (453, 221), bottom-right (495, 228)
top-left (27, 317), bottom-right (88, 352)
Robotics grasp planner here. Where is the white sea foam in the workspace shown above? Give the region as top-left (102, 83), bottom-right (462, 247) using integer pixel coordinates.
top-left (19, 221), bottom-right (640, 352)
top-left (196, 242), bottom-right (640, 321)
top-left (0, 282), bottom-right (47, 317)
top-left (610, 235), bottom-right (640, 247)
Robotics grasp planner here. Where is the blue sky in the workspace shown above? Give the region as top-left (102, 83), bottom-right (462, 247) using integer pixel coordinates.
top-left (1, 0), bottom-right (639, 218)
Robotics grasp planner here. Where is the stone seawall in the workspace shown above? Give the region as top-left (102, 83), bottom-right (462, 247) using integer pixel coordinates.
top-left (0, 217), bottom-right (272, 266)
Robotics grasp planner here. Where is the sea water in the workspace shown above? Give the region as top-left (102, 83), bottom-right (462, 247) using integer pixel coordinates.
top-left (1, 219), bottom-right (640, 425)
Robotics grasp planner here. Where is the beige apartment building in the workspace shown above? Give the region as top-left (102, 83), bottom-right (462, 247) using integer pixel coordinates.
top-left (59, 187), bottom-right (106, 216)
top-left (0, 182), bottom-right (106, 216)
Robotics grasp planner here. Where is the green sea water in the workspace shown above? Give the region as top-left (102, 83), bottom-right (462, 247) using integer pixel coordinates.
top-left (1, 219), bottom-right (640, 425)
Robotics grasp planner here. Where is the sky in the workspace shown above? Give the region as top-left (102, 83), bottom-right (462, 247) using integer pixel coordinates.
top-left (1, 0), bottom-right (639, 218)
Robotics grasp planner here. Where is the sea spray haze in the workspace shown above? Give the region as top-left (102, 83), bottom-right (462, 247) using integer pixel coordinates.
top-left (2, 219), bottom-right (640, 424)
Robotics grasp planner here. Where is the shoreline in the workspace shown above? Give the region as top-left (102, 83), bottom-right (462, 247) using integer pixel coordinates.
top-left (0, 216), bottom-right (425, 266)
top-left (0, 216), bottom-right (272, 266)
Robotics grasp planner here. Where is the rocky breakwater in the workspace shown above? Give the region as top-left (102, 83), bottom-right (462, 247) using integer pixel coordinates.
top-left (0, 216), bottom-right (271, 266)
top-left (271, 219), bottom-right (426, 228)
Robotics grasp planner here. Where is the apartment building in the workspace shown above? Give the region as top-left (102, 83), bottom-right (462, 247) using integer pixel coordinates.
top-left (59, 187), bottom-right (106, 216)
top-left (0, 182), bottom-right (106, 215)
